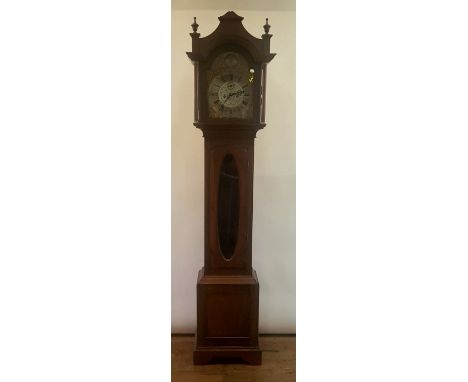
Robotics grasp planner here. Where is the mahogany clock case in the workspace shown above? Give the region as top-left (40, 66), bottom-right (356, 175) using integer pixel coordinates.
top-left (186, 11), bottom-right (276, 365)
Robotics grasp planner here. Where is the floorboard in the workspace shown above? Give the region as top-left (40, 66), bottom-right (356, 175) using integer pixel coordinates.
top-left (172, 335), bottom-right (296, 382)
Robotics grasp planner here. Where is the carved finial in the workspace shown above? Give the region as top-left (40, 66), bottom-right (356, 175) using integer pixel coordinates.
top-left (263, 18), bottom-right (270, 34)
top-left (191, 17), bottom-right (199, 33)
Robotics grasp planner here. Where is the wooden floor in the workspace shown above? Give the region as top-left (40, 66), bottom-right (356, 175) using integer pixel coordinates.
top-left (171, 335), bottom-right (296, 382)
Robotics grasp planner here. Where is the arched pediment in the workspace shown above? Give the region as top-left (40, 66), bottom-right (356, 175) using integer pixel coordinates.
top-left (187, 11), bottom-right (275, 64)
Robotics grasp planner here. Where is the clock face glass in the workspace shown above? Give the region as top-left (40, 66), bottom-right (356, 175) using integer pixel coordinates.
top-left (207, 51), bottom-right (253, 120)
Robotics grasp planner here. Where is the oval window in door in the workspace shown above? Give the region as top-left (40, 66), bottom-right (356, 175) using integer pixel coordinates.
top-left (217, 154), bottom-right (240, 260)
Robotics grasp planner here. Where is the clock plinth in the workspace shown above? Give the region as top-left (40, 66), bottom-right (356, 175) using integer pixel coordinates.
top-left (187, 11), bottom-right (275, 365)
top-left (194, 267), bottom-right (261, 365)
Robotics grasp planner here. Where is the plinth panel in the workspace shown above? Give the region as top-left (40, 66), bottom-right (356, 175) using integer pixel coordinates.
top-left (205, 288), bottom-right (251, 338)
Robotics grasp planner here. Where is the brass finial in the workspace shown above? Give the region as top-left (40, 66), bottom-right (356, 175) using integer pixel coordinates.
top-left (191, 17), bottom-right (199, 33)
top-left (263, 18), bottom-right (270, 34)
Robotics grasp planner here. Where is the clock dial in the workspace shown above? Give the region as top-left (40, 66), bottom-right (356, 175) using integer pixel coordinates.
top-left (219, 81), bottom-right (244, 108)
top-left (207, 51), bottom-right (253, 119)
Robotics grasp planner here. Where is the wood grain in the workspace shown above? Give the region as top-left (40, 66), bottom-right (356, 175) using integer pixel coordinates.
top-left (172, 335), bottom-right (296, 382)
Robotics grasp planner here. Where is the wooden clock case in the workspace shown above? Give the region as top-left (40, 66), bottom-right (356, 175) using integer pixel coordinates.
top-left (186, 11), bottom-right (275, 365)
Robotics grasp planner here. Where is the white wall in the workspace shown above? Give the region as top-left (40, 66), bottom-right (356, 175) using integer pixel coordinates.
top-left (171, 9), bottom-right (295, 333)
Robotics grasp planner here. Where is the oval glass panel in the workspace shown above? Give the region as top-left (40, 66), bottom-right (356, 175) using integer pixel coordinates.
top-left (217, 154), bottom-right (240, 260)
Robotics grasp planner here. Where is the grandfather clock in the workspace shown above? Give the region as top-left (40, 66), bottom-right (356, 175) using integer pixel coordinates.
top-left (187, 11), bottom-right (275, 365)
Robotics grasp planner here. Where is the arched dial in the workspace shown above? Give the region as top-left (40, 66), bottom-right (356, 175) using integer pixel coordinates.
top-left (207, 51), bottom-right (253, 119)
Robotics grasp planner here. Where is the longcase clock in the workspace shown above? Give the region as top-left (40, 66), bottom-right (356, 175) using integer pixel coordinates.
top-left (186, 11), bottom-right (275, 365)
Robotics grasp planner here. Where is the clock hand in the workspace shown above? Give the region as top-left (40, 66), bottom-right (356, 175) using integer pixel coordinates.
top-left (225, 90), bottom-right (244, 102)
top-left (222, 93), bottom-right (234, 104)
